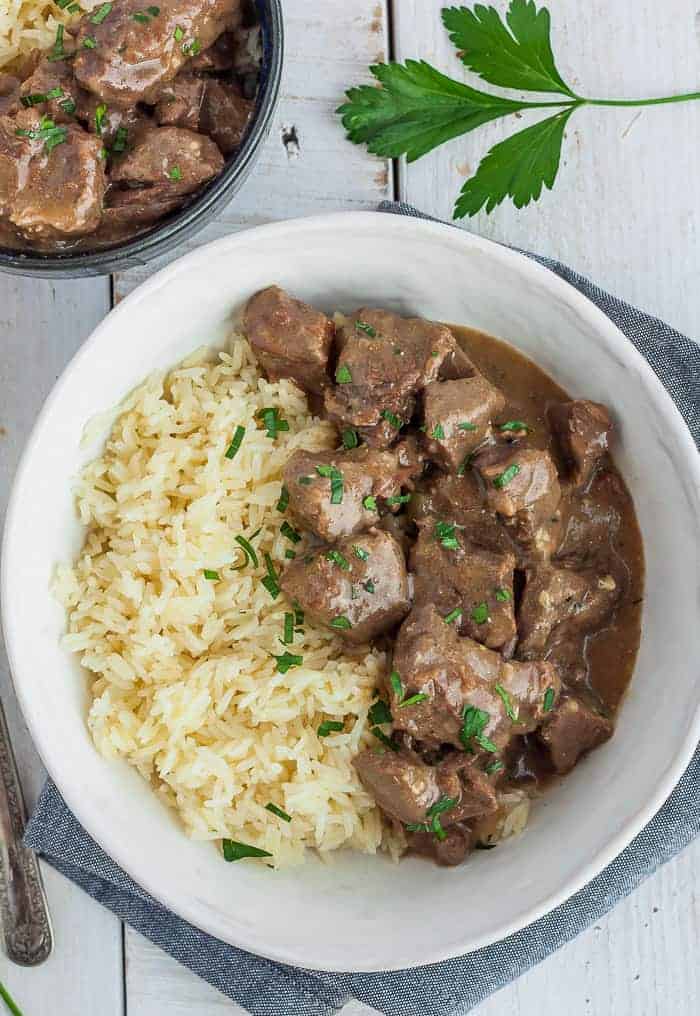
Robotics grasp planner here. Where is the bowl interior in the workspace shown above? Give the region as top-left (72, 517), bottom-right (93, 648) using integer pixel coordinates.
top-left (3, 212), bottom-right (700, 971)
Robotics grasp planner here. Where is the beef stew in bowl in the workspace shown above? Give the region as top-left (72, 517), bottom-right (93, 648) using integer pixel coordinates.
top-left (244, 286), bottom-right (644, 867)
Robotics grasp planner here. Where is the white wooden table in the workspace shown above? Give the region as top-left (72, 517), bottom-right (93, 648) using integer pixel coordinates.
top-left (1, 2), bottom-right (698, 1013)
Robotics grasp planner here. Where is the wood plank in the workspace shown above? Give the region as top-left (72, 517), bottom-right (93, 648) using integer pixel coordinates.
top-left (0, 276), bottom-right (124, 1016)
top-left (394, 0), bottom-right (700, 339)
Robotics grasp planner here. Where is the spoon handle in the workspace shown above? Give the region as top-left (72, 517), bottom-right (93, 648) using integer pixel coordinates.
top-left (0, 698), bottom-right (52, 965)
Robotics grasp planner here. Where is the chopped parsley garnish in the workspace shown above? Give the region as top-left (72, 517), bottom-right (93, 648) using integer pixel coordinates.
top-left (335, 364), bottom-right (353, 384)
top-left (399, 693), bottom-right (429, 708)
top-left (317, 720), bottom-right (344, 737)
top-left (298, 475), bottom-right (313, 485)
top-left (458, 421), bottom-right (478, 431)
top-left (353, 545), bottom-right (369, 561)
top-left (132, 8), bottom-right (159, 23)
top-left (274, 651), bottom-right (303, 674)
top-left (258, 407), bottom-right (289, 440)
top-left (475, 733), bottom-right (499, 753)
top-left (174, 25), bottom-right (184, 42)
top-left (389, 670), bottom-right (403, 700)
top-left (284, 549), bottom-right (296, 560)
top-left (280, 521), bottom-right (301, 544)
top-left (21, 87), bottom-right (63, 107)
top-left (432, 423), bottom-right (445, 439)
top-left (224, 424), bottom-right (245, 459)
top-left (282, 613), bottom-right (294, 645)
top-left (265, 802), bottom-right (292, 823)
top-left (82, 35), bottom-right (98, 48)
top-left (362, 495), bottom-right (377, 511)
top-left (426, 795), bottom-right (457, 841)
top-left (203, 569), bottom-right (219, 581)
top-left (94, 103), bottom-right (107, 135)
top-left (460, 705), bottom-right (489, 751)
top-left (182, 37), bottom-right (202, 56)
top-left (276, 484), bottom-right (289, 512)
top-left (495, 683), bottom-right (518, 722)
top-left (444, 607), bottom-right (462, 625)
top-left (499, 420), bottom-right (530, 433)
top-left (368, 699), bottom-right (392, 726)
top-left (495, 587), bottom-right (512, 602)
top-left (90, 3), bottom-right (113, 24)
top-left (435, 520), bottom-right (459, 550)
top-left (15, 115), bottom-right (68, 153)
top-left (386, 493), bottom-right (412, 506)
top-left (485, 760), bottom-right (505, 775)
top-left (293, 603), bottom-right (305, 627)
top-left (48, 24), bottom-right (67, 61)
top-left (493, 463), bottom-right (521, 489)
top-left (380, 409), bottom-right (403, 430)
top-left (169, 166), bottom-right (182, 181)
top-left (147, 4), bottom-right (160, 13)
top-left (223, 839), bottom-right (272, 861)
top-left (233, 534), bottom-right (258, 570)
top-left (342, 427), bottom-right (359, 449)
top-left (112, 125), bottom-right (128, 151)
top-left (315, 463), bottom-right (343, 504)
top-left (330, 616), bottom-right (352, 630)
top-left (543, 686), bottom-right (556, 713)
top-left (325, 549), bottom-right (350, 571)
top-left (262, 552), bottom-right (280, 599)
top-left (60, 98), bottom-right (77, 115)
top-left (363, 579), bottom-right (375, 593)
top-left (457, 453), bottom-right (474, 476)
top-left (471, 601), bottom-right (490, 625)
top-left (371, 725), bottom-right (397, 750)
top-left (355, 320), bottom-right (377, 337)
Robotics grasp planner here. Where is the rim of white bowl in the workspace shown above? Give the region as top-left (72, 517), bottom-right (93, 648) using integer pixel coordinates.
top-left (3, 211), bottom-right (700, 972)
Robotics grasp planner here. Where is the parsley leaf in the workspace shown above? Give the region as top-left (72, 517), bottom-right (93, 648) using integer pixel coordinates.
top-left (441, 1), bottom-right (576, 98)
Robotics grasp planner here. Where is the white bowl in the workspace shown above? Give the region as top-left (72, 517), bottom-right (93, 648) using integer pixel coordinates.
top-left (3, 212), bottom-right (700, 972)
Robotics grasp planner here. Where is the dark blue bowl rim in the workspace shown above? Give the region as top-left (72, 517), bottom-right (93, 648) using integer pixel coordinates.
top-left (0, 0), bottom-right (284, 278)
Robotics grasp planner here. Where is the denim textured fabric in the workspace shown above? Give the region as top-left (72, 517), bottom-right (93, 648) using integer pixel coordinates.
top-left (25, 202), bottom-right (700, 1016)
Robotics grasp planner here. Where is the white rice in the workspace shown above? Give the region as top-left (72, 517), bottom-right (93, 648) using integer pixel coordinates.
top-left (0, 1), bottom-right (100, 71)
top-left (54, 334), bottom-right (405, 867)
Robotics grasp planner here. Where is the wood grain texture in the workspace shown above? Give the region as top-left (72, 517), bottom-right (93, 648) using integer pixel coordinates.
top-left (394, 0), bottom-right (700, 339)
top-left (0, 278), bottom-right (124, 1016)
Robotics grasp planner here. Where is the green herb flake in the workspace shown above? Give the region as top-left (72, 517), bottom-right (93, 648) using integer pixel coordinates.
top-left (276, 484), bottom-right (289, 512)
top-left (458, 420), bottom-right (478, 431)
top-left (112, 124), bottom-right (128, 150)
top-left (330, 616), bottom-right (352, 630)
top-left (485, 760), bottom-right (505, 775)
top-left (82, 35), bottom-right (98, 48)
top-left (280, 521), bottom-right (301, 545)
top-left (265, 802), bottom-right (292, 823)
top-left (493, 463), bottom-right (521, 489)
top-left (499, 420), bottom-right (530, 433)
top-left (399, 693), bottom-right (429, 709)
top-left (48, 23), bottom-right (66, 61)
top-left (426, 795), bottom-right (457, 841)
top-left (386, 493), bottom-right (412, 506)
top-left (262, 552), bottom-right (280, 599)
top-left (274, 651), bottom-right (303, 674)
top-left (355, 320), bottom-right (377, 337)
top-left (284, 549), bottom-right (296, 560)
top-left (335, 364), bottom-right (353, 384)
top-left (90, 3), bottom-right (112, 24)
top-left (94, 102), bottom-right (107, 134)
top-left (223, 424), bottom-right (246, 460)
top-left (471, 601), bottom-right (490, 625)
top-left (182, 37), bottom-right (202, 56)
top-left (298, 475), bottom-right (313, 485)
top-left (457, 453), bottom-right (474, 477)
top-left (543, 686), bottom-right (556, 713)
top-left (432, 423), bottom-right (445, 439)
top-left (363, 579), bottom-right (375, 593)
top-left (317, 720), bottom-right (344, 737)
top-left (258, 407), bottom-right (290, 440)
top-left (353, 545), bottom-right (369, 561)
top-left (293, 602), bottom-right (305, 627)
top-left (444, 607), bottom-right (462, 625)
top-left (223, 838), bottom-right (272, 862)
top-left (368, 699), bottom-right (392, 726)
top-left (282, 612), bottom-right (294, 645)
top-left (475, 733), bottom-right (499, 753)
top-left (362, 495), bottom-right (377, 511)
top-left (60, 98), bottom-right (77, 115)
top-left (389, 670), bottom-right (403, 700)
top-left (371, 725), bottom-right (397, 750)
top-left (434, 520), bottom-right (460, 550)
top-left (0, 979), bottom-right (23, 1016)
top-left (233, 534), bottom-right (258, 571)
top-left (169, 165), bottom-right (182, 181)
top-left (495, 683), bottom-right (518, 722)
top-left (174, 25), bottom-right (184, 41)
top-left (147, 4), bottom-right (160, 14)
top-left (203, 569), bottom-right (220, 581)
top-left (380, 409), bottom-right (403, 430)
top-left (460, 704), bottom-right (489, 751)
top-left (325, 549), bottom-right (350, 571)
top-left (342, 427), bottom-right (359, 449)
top-left (315, 463), bottom-right (344, 504)
top-left (495, 587), bottom-right (512, 602)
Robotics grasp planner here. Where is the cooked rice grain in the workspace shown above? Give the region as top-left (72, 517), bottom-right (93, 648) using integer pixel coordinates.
top-left (0, 1), bottom-right (100, 70)
top-left (54, 335), bottom-right (405, 866)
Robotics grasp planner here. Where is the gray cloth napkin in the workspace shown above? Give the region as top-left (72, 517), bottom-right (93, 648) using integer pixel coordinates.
top-left (25, 202), bottom-right (700, 1016)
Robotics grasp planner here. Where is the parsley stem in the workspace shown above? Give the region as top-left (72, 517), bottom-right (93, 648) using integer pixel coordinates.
top-left (583, 92), bottom-right (700, 108)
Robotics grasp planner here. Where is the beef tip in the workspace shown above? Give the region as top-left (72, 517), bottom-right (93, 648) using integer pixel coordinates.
top-left (282, 443), bottom-right (422, 543)
top-left (408, 825), bottom-right (472, 867)
top-left (538, 695), bottom-right (613, 773)
top-left (411, 520), bottom-right (517, 654)
top-left (153, 74), bottom-right (205, 130)
top-left (353, 750), bottom-right (440, 826)
top-left (555, 471), bottom-right (622, 567)
top-left (517, 565), bottom-right (621, 659)
top-left (73, 0), bottom-right (243, 106)
top-left (549, 400), bottom-right (613, 488)
top-left (100, 184), bottom-right (184, 236)
top-left (409, 471), bottom-right (513, 556)
top-left (421, 375), bottom-right (505, 472)
top-left (390, 604), bottom-right (560, 749)
top-left (110, 125), bottom-right (223, 193)
top-left (0, 74), bottom-right (20, 117)
top-left (0, 113), bottom-right (106, 240)
top-left (324, 309), bottom-right (475, 448)
top-left (435, 754), bottom-right (498, 823)
top-left (188, 31), bottom-right (236, 72)
top-left (199, 79), bottom-right (253, 155)
top-left (243, 286), bottom-right (334, 395)
top-left (280, 529), bottom-right (410, 644)
top-left (473, 444), bottom-right (561, 548)
top-left (18, 57), bottom-right (78, 122)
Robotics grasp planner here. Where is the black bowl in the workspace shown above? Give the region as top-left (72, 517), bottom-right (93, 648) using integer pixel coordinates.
top-left (0, 0), bottom-right (284, 279)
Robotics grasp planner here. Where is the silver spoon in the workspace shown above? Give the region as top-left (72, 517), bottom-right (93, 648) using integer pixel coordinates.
top-left (0, 699), bottom-right (52, 965)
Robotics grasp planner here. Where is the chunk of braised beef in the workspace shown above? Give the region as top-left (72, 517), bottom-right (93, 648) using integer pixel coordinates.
top-left (199, 79), bottom-right (253, 155)
top-left (324, 309), bottom-right (474, 448)
top-left (0, 112), bottom-right (106, 240)
top-left (389, 604), bottom-right (560, 750)
top-left (353, 750), bottom-right (440, 826)
top-left (0, 73), bottom-right (20, 117)
top-left (73, 0), bottom-right (243, 106)
top-left (555, 471), bottom-right (623, 567)
top-left (409, 471), bottom-right (514, 556)
top-left (100, 185), bottom-right (184, 236)
top-left (18, 57), bottom-right (78, 123)
top-left (189, 31), bottom-right (237, 73)
top-left (282, 443), bottom-right (422, 543)
top-left (110, 125), bottom-right (224, 193)
top-left (538, 695), bottom-right (613, 774)
top-left (243, 285), bottom-right (334, 394)
top-left (411, 520), bottom-right (517, 654)
top-left (549, 400), bottom-right (613, 488)
top-left (153, 74), bottom-right (206, 131)
top-left (421, 375), bottom-right (505, 472)
top-left (280, 529), bottom-right (410, 644)
top-left (435, 753), bottom-right (498, 823)
top-left (517, 565), bottom-right (621, 659)
top-left (473, 444), bottom-right (561, 549)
